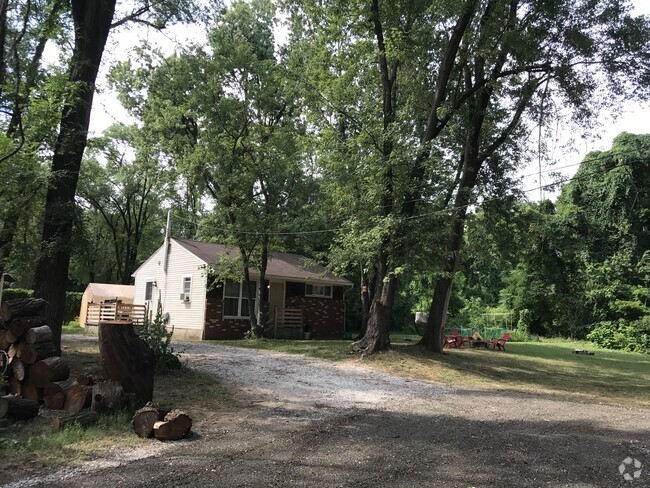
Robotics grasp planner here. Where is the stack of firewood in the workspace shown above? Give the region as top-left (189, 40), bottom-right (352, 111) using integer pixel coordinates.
top-left (0, 298), bottom-right (93, 422)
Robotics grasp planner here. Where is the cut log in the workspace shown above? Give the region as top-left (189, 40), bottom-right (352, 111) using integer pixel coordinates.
top-left (153, 409), bottom-right (192, 441)
top-left (0, 330), bottom-right (9, 350)
top-left (9, 317), bottom-right (47, 339)
top-left (65, 384), bottom-right (91, 413)
top-left (44, 379), bottom-right (77, 410)
top-left (30, 357), bottom-right (70, 387)
top-left (24, 325), bottom-right (52, 345)
top-left (21, 381), bottom-right (42, 403)
top-left (7, 342), bottom-right (19, 359)
top-left (91, 380), bottom-right (124, 413)
top-left (52, 410), bottom-right (99, 430)
top-left (0, 298), bottom-right (48, 322)
top-left (3, 395), bottom-right (40, 420)
top-left (0, 395), bottom-right (7, 418)
top-left (6, 330), bottom-right (19, 344)
top-left (11, 358), bottom-right (25, 381)
top-left (18, 340), bottom-right (56, 365)
top-left (132, 404), bottom-right (162, 438)
top-left (8, 376), bottom-right (21, 395)
top-left (98, 321), bottom-right (154, 406)
top-left (75, 374), bottom-right (95, 386)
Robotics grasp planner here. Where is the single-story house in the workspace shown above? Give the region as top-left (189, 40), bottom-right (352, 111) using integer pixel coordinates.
top-left (79, 283), bottom-right (135, 327)
top-left (131, 238), bottom-right (353, 340)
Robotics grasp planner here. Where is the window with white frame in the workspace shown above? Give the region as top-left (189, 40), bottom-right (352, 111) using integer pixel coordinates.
top-left (182, 276), bottom-right (192, 296)
top-left (305, 283), bottom-right (332, 298)
top-left (223, 279), bottom-right (257, 317)
top-left (145, 281), bottom-right (154, 301)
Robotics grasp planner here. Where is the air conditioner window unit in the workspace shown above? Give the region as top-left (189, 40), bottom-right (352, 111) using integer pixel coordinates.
top-left (180, 293), bottom-right (186, 300)
top-left (183, 294), bottom-right (190, 302)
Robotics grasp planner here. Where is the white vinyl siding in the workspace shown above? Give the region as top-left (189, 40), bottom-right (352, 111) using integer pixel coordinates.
top-left (133, 239), bottom-right (207, 332)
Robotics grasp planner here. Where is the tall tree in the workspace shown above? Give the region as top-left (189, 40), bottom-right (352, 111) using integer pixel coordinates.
top-left (33, 0), bottom-right (198, 354)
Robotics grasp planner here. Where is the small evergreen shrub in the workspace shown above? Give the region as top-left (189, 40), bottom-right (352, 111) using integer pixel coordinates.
top-left (135, 301), bottom-right (181, 372)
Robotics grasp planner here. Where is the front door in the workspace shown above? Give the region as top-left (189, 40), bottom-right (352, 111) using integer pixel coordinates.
top-left (268, 282), bottom-right (285, 325)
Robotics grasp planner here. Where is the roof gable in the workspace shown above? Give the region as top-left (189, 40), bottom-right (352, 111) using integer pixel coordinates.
top-left (173, 238), bottom-right (352, 286)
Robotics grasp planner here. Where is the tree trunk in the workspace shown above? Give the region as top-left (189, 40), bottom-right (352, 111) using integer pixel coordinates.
top-left (98, 320), bottom-right (154, 406)
top-left (355, 263), bottom-right (372, 341)
top-left (351, 254), bottom-right (395, 355)
top-left (32, 0), bottom-right (117, 356)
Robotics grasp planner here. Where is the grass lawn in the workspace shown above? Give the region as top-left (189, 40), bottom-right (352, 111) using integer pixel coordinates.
top-left (214, 336), bottom-right (650, 407)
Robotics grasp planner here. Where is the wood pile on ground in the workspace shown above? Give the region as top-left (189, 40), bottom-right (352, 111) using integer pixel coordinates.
top-left (132, 402), bottom-right (192, 441)
top-left (1, 299), bottom-right (192, 437)
top-left (0, 298), bottom-right (120, 428)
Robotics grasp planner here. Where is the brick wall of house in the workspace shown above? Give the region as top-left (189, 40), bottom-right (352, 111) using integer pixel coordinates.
top-left (285, 296), bottom-right (345, 339)
top-left (203, 287), bottom-right (249, 340)
top-left (203, 283), bottom-right (347, 340)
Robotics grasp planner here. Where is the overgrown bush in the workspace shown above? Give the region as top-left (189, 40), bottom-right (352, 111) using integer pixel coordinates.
top-left (588, 317), bottom-right (650, 353)
top-left (135, 301), bottom-right (181, 372)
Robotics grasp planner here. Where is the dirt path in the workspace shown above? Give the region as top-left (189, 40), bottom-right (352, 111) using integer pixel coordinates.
top-left (3, 339), bottom-right (649, 487)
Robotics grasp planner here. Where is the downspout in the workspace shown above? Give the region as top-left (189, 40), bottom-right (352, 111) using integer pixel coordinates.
top-left (161, 210), bottom-right (172, 317)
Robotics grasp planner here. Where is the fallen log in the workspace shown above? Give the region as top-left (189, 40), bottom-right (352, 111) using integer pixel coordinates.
top-left (9, 317), bottom-right (47, 339)
top-left (2, 395), bottom-right (40, 420)
top-left (91, 380), bottom-right (125, 413)
top-left (64, 384), bottom-right (92, 413)
top-left (52, 410), bottom-right (99, 430)
top-left (24, 325), bottom-right (53, 345)
top-left (0, 298), bottom-right (47, 322)
top-left (153, 409), bottom-right (192, 441)
top-left (30, 357), bottom-right (70, 387)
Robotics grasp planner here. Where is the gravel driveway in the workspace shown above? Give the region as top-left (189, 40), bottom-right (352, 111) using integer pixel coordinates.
top-left (3, 338), bottom-right (649, 488)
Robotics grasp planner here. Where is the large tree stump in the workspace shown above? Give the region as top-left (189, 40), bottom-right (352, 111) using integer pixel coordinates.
top-left (91, 380), bottom-right (125, 413)
top-left (9, 317), bottom-right (47, 338)
top-left (30, 357), bottom-right (70, 387)
top-left (98, 320), bottom-right (154, 406)
top-left (53, 410), bottom-right (99, 430)
top-left (153, 409), bottom-right (192, 440)
top-left (0, 298), bottom-right (47, 322)
top-left (3, 395), bottom-right (40, 420)
top-left (132, 404), bottom-right (162, 438)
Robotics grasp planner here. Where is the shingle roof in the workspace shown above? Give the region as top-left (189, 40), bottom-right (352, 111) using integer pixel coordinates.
top-left (174, 238), bottom-right (353, 286)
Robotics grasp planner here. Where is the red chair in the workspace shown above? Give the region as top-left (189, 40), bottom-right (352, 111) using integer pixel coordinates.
top-left (489, 332), bottom-right (511, 351)
top-left (443, 328), bottom-right (464, 348)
